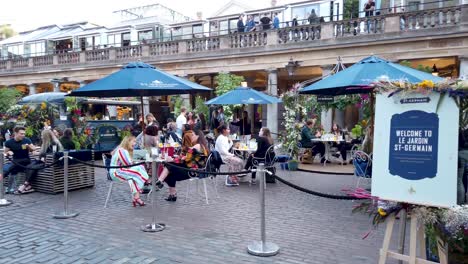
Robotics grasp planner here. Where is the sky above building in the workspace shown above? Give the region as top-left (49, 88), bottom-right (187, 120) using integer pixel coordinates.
top-left (1, 0), bottom-right (297, 32)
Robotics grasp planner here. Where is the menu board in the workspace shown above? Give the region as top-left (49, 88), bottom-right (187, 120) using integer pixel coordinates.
top-left (372, 93), bottom-right (458, 207)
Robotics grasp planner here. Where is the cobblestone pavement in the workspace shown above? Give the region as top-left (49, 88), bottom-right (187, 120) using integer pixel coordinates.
top-left (0, 165), bottom-right (403, 264)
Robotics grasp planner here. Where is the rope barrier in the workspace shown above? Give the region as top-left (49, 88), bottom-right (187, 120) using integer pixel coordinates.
top-left (6, 157), bottom-right (64, 170)
top-left (68, 158), bottom-right (146, 169)
top-left (274, 174), bottom-right (367, 200)
top-left (162, 161), bottom-right (252, 176)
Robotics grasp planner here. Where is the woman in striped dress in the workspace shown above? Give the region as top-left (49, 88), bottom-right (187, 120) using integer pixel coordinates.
top-left (110, 136), bottom-right (150, 207)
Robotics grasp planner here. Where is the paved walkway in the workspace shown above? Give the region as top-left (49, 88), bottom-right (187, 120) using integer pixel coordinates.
top-left (0, 166), bottom-right (400, 264)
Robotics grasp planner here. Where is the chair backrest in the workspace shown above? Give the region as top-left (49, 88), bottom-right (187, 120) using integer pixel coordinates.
top-left (353, 150), bottom-right (372, 178)
top-left (253, 144), bottom-right (277, 167)
top-left (102, 153), bottom-right (112, 181)
top-left (210, 150), bottom-right (224, 169)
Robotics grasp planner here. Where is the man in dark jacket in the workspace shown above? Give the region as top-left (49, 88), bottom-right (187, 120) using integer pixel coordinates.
top-left (300, 119), bottom-right (327, 163)
top-left (237, 14), bottom-right (245, 33)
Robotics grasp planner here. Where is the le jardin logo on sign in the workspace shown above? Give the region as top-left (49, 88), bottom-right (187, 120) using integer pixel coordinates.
top-left (317, 95), bottom-right (334, 103)
top-left (388, 110), bottom-right (439, 180)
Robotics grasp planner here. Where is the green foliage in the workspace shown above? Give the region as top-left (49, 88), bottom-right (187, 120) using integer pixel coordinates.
top-left (400, 60), bottom-right (432, 73)
top-left (343, 0), bottom-right (360, 19)
top-left (351, 124), bottom-right (362, 138)
top-left (315, 95), bottom-right (361, 111)
top-left (0, 24), bottom-right (16, 39)
top-left (0, 88), bottom-right (22, 114)
top-left (172, 95), bottom-right (188, 116)
top-left (120, 130), bottom-right (132, 141)
top-left (194, 96), bottom-right (209, 119)
top-left (214, 73), bottom-right (245, 120)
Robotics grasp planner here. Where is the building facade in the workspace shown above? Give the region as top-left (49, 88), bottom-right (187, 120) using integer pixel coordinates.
top-left (0, 0), bottom-right (467, 135)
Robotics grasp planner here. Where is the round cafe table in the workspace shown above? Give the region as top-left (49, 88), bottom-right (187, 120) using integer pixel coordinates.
top-left (232, 147), bottom-right (257, 182)
top-left (312, 138), bottom-right (345, 166)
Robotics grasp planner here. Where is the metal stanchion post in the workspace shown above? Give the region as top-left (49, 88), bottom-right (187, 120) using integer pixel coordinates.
top-left (0, 149), bottom-right (12, 207)
top-left (53, 152), bottom-right (79, 219)
top-left (141, 155), bottom-right (165, 232)
top-left (247, 163), bottom-right (279, 257)
top-left (397, 209), bottom-right (408, 264)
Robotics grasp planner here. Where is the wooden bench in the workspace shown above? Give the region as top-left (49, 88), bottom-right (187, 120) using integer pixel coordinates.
top-left (3, 150), bottom-right (95, 194)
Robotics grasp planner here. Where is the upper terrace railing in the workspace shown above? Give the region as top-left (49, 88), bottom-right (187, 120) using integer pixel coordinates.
top-left (0, 5), bottom-right (465, 72)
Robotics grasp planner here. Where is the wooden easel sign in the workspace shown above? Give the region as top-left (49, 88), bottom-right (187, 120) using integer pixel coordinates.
top-left (372, 92), bottom-right (458, 264)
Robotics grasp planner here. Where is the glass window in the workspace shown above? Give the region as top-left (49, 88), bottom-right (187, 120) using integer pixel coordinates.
top-left (228, 18), bottom-right (238, 34)
top-left (292, 5), bottom-right (320, 24)
top-left (192, 24), bottom-right (203, 38)
top-left (138, 30), bottom-right (153, 41)
top-left (172, 27), bottom-right (182, 40)
top-left (219, 21), bottom-right (228, 35)
top-left (94, 36), bottom-right (101, 48)
top-left (107, 34), bottom-right (121, 47)
top-left (209, 21), bottom-right (219, 36)
top-left (182, 26), bottom-right (192, 39)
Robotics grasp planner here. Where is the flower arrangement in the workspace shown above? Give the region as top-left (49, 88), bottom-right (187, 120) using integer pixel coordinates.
top-left (350, 189), bottom-right (468, 257)
top-left (372, 77), bottom-right (467, 98)
top-left (281, 83), bottom-right (308, 159)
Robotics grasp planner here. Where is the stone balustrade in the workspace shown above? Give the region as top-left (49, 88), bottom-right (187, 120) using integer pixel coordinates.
top-left (333, 15), bottom-right (386, 37)
top-left (116, 45), bottom-right (143, 59)
top-left (149, 42), bottom-right (179, 56)
top-left (187, 37), bottom-right (220, 52)
top-left (85, 49), bottom-right (110, 62)
top-left (32, 55), bottom-right (54, 66)
top-left (277, 24), bottom-right (321, 43)
top-left (0, 5), bottom-right (466, 73)
top-left (57, 52), bottom-right (80, 64)
top-left (230, 31), bottom-right (268, 48)
top-left (400, 5), bottom-right (462, 30)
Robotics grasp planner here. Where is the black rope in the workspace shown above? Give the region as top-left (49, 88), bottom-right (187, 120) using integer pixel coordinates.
top-left (69, 157), bottom-right (147, 169)
top-left (6, 158), bottom-right (64, 171)
top-left (274, 175), bottom-right (368, 200)
top-left (162, 161), bottom-right (252, 175)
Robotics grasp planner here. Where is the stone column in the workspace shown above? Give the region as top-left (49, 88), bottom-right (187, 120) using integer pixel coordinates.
top-left (320, 65), bottom-right (334, 132)
top-left (460, 56), bottom-right (468, 81)
top-left (266, 68), bottom-right (279, 139)
top-left (178, 75), bottom-right (191, 108)
top-left (52, 81), bottom-right (60, 92)
top-left (143, 97), bottom-right (150, 117)
top-left (28, 84), bottom-right (37, 95)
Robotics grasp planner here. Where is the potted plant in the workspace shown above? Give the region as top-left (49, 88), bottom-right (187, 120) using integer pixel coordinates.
top-left (287, 158), bottom-right (299, 171)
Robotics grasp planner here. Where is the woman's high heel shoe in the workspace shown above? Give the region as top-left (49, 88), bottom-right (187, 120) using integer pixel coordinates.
top-left (165, 194), bottom-right (177, 202)
top-left (132, 197), bottom-right (145, 207)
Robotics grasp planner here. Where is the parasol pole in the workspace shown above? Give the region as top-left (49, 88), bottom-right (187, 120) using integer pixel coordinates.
top-left (140, 96), bottom-right (146, 146)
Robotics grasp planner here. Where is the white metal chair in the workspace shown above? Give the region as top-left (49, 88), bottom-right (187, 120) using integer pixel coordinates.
top-left (352, 150), bottom-right (372, 189)
top-left (102, 153), bottom-right (133, 208)
top-left (185, 152), bottom-right (219, 204)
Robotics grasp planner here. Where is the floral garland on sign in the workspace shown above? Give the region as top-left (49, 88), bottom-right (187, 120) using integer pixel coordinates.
top-left (373, 77), bottom-right (468, 98)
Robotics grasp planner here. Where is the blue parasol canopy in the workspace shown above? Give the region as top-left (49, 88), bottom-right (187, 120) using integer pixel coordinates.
top-left (300, 56), bottom-right (444, 95)
top-left (205, 87), bottom-right (281, 105)
top-left (68, 62), bottom-right (211, 97)
top-left (18, 92), bottom-right (68, 105)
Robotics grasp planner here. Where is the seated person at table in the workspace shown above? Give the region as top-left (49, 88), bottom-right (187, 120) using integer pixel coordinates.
top-left (215, 125), bottom-right (244, 186)
top-left (244, 127), bottom-right (274, 185)
top-left (60, 128), bottom-right (76, 150)
top-left (17, 129), bottom-right (64, 194)
top-left (109, 136), bottom-right (150, 207)
top-left (143, 126), bottom-right (159, 148)
top-left (331, 123), bottom-right (353, 163)
top-left (156, 130), bottom-right (209, 202)
top-left (165, 121), bottom-right (181, 145)
top-left (300, 119), bottom-right (327, 163)
top-left (0, 126), bottom-right (35, 193)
